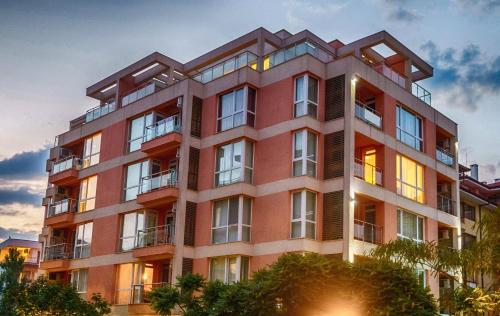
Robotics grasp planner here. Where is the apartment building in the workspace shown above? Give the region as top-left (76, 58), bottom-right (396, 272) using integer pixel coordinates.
top-left (0, 237), bottom-right (41, 281)
top-left (40, 27), bottom-right (461, 315)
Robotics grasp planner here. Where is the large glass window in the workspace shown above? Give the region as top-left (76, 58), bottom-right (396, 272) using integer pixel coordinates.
top-left (218, 87), bottom-right (256, 132)
top-left (396, 106), bottom-right (423, 151)
top-left (82, 133), bottom-right (101, 168)
top-left (119, 211), bottom-right (157, 251)
top-left (212, 196), bottom-right (251, 244)
top-left (79, 176), bottom-right (97, 212)
top-left (124, 160), bottom-right (152, 201)
top-left (215, 140), bottom-right (253, 187)
top-left (294, 75), bottom-right (318, 118)
top-left (74, 222), bottom-right (93, 259)
top-left (293, 130), bottom-right (317, 177)
top-left (71, 269), bottom-right (88, 294)
top-left (397, 209), bottom-right (424, 242)
top-left (291, 190), bottom-right (316, 239)
top-left (396, 154), bottom-right (424, 203)
top-left (128, 113), bottom-right (153, 152)
top-left (210, 256), bottom-right (249, 283)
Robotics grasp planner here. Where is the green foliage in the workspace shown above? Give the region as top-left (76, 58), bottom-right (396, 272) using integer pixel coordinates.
top-left (0, 248), bottom-right (26, 316)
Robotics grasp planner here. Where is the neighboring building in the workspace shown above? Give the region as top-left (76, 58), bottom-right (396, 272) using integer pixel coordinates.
top-left (0, 237), bottom-right (41, 281)
top-left (40, 27), bottom-right (461, 315)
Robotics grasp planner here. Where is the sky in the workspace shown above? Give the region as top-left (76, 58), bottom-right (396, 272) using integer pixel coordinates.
top-left (0, 0), bottom-right (499, 242)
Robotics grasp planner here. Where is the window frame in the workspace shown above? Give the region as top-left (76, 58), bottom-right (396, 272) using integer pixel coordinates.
top-left (128, 113), bottom-right (154, 152)
top-left (396, 154), bottom-right (425, 203)
top-left (214, 140), bottom-right (254, 187)
top-left (294, 74), bottom-right (318, 118)
top-left (290, 190), bottom-right (317, 239)
top-left (396, 105), bottom-right (424, 151)
top-left (292, 130), bottom-right (317, 177)
top-left (78, 176), bottom-right (97, 212)
top-left (82, 133), bottom-right (101, 168)
top-left (211, 196), bottom-right (252, 244)
top-left (217, 86), bottom-right (256, 132)
top-left (397, 209), bottom-right (424, 243)
top-left (74, 222), bottom-right (93, 259)
top-left (209, 256), bottom-right (249, 284)
top-left (124, 160), bottom-right (157, 201)
top-left (71, 269), bottom-right (88, 293)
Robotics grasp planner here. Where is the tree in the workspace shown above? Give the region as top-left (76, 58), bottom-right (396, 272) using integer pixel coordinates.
top-left (0, 248), bottom-right (27, 316)
top-left (149, 253), bottom-right (437, 315)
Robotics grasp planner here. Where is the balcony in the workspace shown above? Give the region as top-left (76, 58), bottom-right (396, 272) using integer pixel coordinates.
top-left (437, 194), bottom-right (455, 216)
top-left (141, 116), bottom-right (182, 156)
top-left (137, 170), bottom-right (178, 208)
top-left (436, 147), bottom-right (455, 167)
top-left (412, 82), bottom-right (432, 106)
top-left (263, 41), bottom-right (333, 71)
top-left (354, 219), bottom-right (383, 244)
top-left (45, 198), bottom-right (77, 227)
top-left (133, 225), bottom-right (175, 259)
top-left (41, 243), bottom-right (73, 270)
top-left (121, 80), bottom-right (166, 107)
top-left (130, 283), bottom-right (169, 305)
top-left (374, 62), bottom-right (406, 88)
top-left (85, 101), bottom-right (116, 123)
top-left (193, 51), bottom-right (258, 84)
top-left (355, 101), bottom-right (382, 129)
top-left (354, 158), bottom-right (383, 186)
top-left (49, 156), bottom-right (81, 185)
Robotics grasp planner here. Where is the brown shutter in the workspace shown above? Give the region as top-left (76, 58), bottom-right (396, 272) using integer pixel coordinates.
top-left (191, 96), bottom-right (203, 137)
top-left (325, 75), bottom-right (345, 121)
top-left (184, 201), bottom-right (197, 246)
top-left (323, 191), bottom-right (344, 240)
top-left (324, 131), bottom-right (344, 179)
top-left (182, 257), bottom-right (193, 276)
top-left (188, 147), bottom-right (200, 191)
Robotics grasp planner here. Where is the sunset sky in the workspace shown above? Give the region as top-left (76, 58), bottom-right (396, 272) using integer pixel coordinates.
top-left (1, 0), bottom-right (499, 241)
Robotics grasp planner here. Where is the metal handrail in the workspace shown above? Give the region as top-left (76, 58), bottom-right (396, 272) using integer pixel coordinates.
top-left (354, 158), bottom-right (383, 186)
top-left (436, 146), bottom-right (455, 167)
top-left (354, 219), bottom-right (383, 244)
top-left (47, 198), bottom-right (77, 218)
top-left (85, 101), bottom-right (116, 123)
top-left (412, 82), bottom-right (432, 105)
top-left (135, 224), bottom-right (175, 248)
top-left (51, 156), bottom-right (82, 175)
top-left (143, 115), bottom-right (181, 142)
top-left (437, 194), bottom-right (455, 216)
top-left (44, 243), bottom-right (73, 261)
top-left (139, 169), bottom-right (178, 194)
top-left (355, 101), bottom-right (382, 129)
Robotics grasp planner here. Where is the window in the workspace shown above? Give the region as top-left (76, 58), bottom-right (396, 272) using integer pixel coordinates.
top-left (115, 263), bottom-right (155, 304)
top-left (210, 256), bottom-right (249, 283)
top-left (461, 203), bottom-right (476, 221)
top-left (415, 269), bottom-right (426, 288)
top-left (79, 176), bottom-right (97, 212)
top-left (124, 160), bottom-right (158, 201)
top-left (396, 155), bottom-right (424, 203)
top-left (397, 209), bottom-right (424, 242)
top-left (293, 130), bottom-right (317, 177)
top-left (212, 196), bottom-right (251, 244)
top-left (120, 211), bottom-right (157, 251)
top-left (82, 133), bottom-right (101, 168)
top-left (74, 222), bottom-right (93, 259)
top-left (217, 87), bottom-right (256, 132)
top-left (291, 190), bottom-right (316, 239)
top-left (215, 140), bottom-right (253, 187)
top-left (71, 269), bottom-right (88, 293)
top-left (396, 106), bottom-right (423, 151)
top-left (128, 113), bottom-right (153, 152)
top-left (294, 75), bottom-right (318, 118)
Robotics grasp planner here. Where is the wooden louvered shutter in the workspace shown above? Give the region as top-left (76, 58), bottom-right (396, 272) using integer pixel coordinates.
top-left (188, 147), bottom-right (200, 191)
top-left (184, 201), bottom-right (196, 246)
top-left (182, 257), bottom-right (193, 275)
top-left (191, 96), bottom-right (203, 137)
top-left (325, 75), bottom-right (345, 121)
top-left (324, 131), bottom-right (344, 179)
top-left (323, 191), bottom-right (344, 240)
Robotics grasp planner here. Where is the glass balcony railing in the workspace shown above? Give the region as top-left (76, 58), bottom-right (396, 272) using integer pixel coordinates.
top-left (122, 80), bottom-right (167, 106)
top-left (47, 198), bottom-right (77, 218)
top-left (44, 243), bottom-right (73, 261)
top-left (436, 147), bottom-right (454, 167)
top-left (437, 194), bottom-right (455, 216)
top-left (193, 51), bottom-right (258, 84)
top-left (355, 101), bottom-right (382, 129)
top-left (51, 156), bottom-right (82, 175)
top-left (143, 115), bottom-right (181, 142)
top-left (412, 82), bottom-right (432, 106)
top-left (354, 159), bottom-right (383, 186)
top-left (139, 169), bottom-right (177, 194)
top-left (263, 41), bottom-right (333, 71)
top-left (354, 219), bottom-right (383, 244)
top-left (85, 101), bottom-right (116, 123)
top-left (374, 63), bottom-right (406, 88)
top-left (132, 282), bottom-right (169, 304)
top-left (135, 224), bottom-right (175, 248)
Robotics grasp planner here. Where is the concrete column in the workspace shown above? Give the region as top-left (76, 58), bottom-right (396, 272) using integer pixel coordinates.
top-left (404, 59), bottom-right (412, 92)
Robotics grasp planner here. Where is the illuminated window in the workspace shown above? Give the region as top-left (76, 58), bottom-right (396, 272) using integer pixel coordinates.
top-left (294, 75), bottom-right (318, 118)
top-left (396, 155), bottom-right (424, 203)
top-left (79, 176), bottom-right (97, 212)
top-left (212, 196), bottom-right (251, 244)
top-left (82, 133), bottom-right (101, 168)
top-left (210, 256), bottom-right (249, 283)
top-left (217, 87), bottom-right (256, 132)
top-left (215, 140), bottom-right (253, 187)
top-left (291, 190), bottom-right (316, 239)
top-left (293, 130), bottom-right (317, 177)
top-left (71, 269), bottom-right (88, 293)
top-left (396, 106), bottom-right (423, 151)
top-left (397, 209), bottom-right (424, 242)
top-left (74, 222), bottom-right (93, 259)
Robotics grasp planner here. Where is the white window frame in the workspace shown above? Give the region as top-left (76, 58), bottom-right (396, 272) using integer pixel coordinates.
top-left (82, 133), bottom-right (101, 168)
top-left (128, 113), bottom-right (154, 152)
top-left (124, 160), bottom-right (153, 201)
top-left (294, 75), bottom-right (318, 118)
top-left (215, 140), bottom-right (253, 187)
top-left (415, 269), bottom-right (427, 288)
top-left (292, 130), bottom-right (317, 177)
top-left (209, 256), bottom-right (249, 284)
top-left (71, 269), bottom-right (88, 293)
top-left (78, 176), bottom-right (97, 212)
top-left (397, 209), bottom-right (424, 243)
top-left (396, 154), bottom-right (424, 203)
top-left (211, 196), bottom-right (252, 244)
top-left (290, 190), bottom-right (316, 239)
top-left (396, 105), bottom-right (423, 151)
top-left (217, 86), bottom-right (256, 132)
top-left (74, 222), bottom-right (93, 259)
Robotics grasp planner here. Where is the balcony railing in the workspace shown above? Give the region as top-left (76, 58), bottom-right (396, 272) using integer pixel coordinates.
top-left (44, 243), bottom-right (73, 261)
top-left (47, 198), bottom-right (77, 218)
top-left (131, 282), bottom-right (169, 304)
top-left (354, 158), bottom-right (383, 186)
top-left (51, 156), bottom-right (82, 175)
top-left (193, 51), bottom-right (258, 84)
top-left (354, 219), bottom-right (383, 244)
top-left (143, 115), bottom-right (181, 142)
top-left (436, 147), bottom-right (454, 167)
top-left (122, 80), bottom-right (166, 107)
top-left (85, 101), bottom-right (116, 123)
top-left (135, 224), bottom-right (175, 248)
top-left (263, 41), bottom-right (333, 70)
top-left (139, 170), bottom-right (177, 194)
top-left (355, 101), bottom-right (382, 129)
top-left (437, 194), bottom-right (455, 216)
top-left (374, 62), bottom-right (406, 88)
top-left (412, 82), bottom-right (432, 106)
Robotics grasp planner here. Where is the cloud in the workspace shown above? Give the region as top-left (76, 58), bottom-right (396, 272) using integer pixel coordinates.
top-left (420, 41), bottom-right (500, 111)
top-left (0, 147), bottom-right (49, 180)
top-left (453, 0), bottom-right (500, 12)
top-left (387, 7), bottom-right (421, 22)
top-left (0, 226), bottom-right (38, 242)
top-left (0, 187), bottom-right (43, 205)
top-left (283, 0), bottom-right (347, 29)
